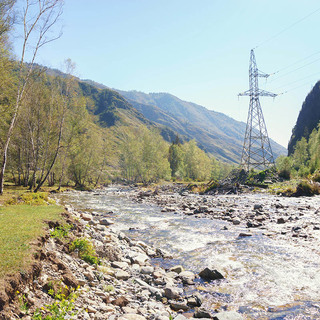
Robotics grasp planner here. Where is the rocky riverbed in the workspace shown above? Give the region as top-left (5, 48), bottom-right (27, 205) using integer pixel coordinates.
top-left (3, 185), bottom-right (320, 319)
top-left (132, 185), bottom-right (320, 242)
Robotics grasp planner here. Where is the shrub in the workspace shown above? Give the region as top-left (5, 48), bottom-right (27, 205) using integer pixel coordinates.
top-left (311, 171), bottom-right (320, 182)
top-left (294, 181), bottom-right (320, 196)
top-left (69, 238), bottom-right (100, 265)
top-left (50, 224), bottom-right (72, 239)
top-left (32, 286), bottom-right (79, 320)
top-left (278, 168), bottom-right (291, 180)
top-left (20, 192), bottom-right (51, 205)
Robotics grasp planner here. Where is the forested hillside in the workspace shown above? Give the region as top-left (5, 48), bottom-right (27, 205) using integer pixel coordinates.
top-left (288, 81), bottom-right (320, 155)
top-left (116, 90), bottom-right (287, 163)
top-left (277, 81), bottom-right (320, 179)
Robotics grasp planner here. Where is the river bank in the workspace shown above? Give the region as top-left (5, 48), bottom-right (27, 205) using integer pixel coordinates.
top-left (1, 190), bottom-right (229, 320)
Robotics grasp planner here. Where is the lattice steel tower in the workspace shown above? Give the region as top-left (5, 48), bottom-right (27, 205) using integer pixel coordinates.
top-left (239, 49), bottom-right (276, 171)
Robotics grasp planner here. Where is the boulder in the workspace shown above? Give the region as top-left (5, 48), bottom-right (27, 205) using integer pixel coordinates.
top-left (199, 267), bottom-right (224, 281)
top-left (169, 265), bottom-right (184, 274)
top-left (179, 271), bottom-right (196, 285)
top-left (194, 307), bottom-right (214, 318)
top-left (115, 270), bottom-right (130, 280)
top-left (99, 218), bottom-right (114, 226)
top-left (170, 300), bottom-right (189, 311)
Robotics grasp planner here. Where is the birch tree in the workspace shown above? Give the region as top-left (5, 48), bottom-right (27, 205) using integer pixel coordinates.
top-left (0, 0), bottom-right (63, 194)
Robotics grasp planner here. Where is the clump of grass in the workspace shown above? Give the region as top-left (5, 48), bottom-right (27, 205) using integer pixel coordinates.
top-left (69, 238), bottom-right (100, 265)
top-left (50, 224), bottom-right (72, 239)
top-left (103, 284), bottom-right (114, 292)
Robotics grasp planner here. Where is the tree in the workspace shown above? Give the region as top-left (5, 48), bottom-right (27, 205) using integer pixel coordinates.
top-left (181, 140), bottom-right (211, 181)
top-left (0, 0), bottom-right (64, 194)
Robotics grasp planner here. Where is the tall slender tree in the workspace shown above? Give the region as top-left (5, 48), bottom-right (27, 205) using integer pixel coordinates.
top-left (0, 0), bottom-right (64, 194)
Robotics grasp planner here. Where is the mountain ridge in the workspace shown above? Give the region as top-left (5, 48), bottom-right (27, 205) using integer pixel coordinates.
top-left (114, 89), bottom-right (286, 163)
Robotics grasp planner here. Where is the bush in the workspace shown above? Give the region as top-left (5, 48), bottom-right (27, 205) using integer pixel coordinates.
top-left (278, 168), bottom-right (291, 180)
top-left (311, 171), bottom-right (320, 182)
top-left (20, 192), bottom-right (53, 205)
top-left (294, 181), bottom-right (320, 197)
top-left (69, 238), bottom-right (100, 265)
top-left (50, 224), bottom-right (72, 239)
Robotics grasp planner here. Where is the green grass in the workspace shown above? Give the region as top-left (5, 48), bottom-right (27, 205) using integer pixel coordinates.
top-left (0, 204), bottom-right (63, 278)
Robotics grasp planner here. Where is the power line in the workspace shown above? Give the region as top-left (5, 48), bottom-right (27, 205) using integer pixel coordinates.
top-left (268, 56), bottom-right (320, 83)
top-left (254, 6), bottom-right (320, 50)
top-left (271, 50), bottom-right (320, 75)
top-left (272, 72), bottom-right (320, 91)
top-left (279, 80), bottom-right (318, 95)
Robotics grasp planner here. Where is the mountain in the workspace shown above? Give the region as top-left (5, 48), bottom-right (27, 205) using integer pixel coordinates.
top-left (115, 90), bottom-right (287, 163)
top-left (288, 81), bottom-right (320, 155)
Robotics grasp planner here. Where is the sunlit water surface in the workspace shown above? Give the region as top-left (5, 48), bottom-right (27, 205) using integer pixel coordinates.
top-left (57, 187), bottom-right (320, 319)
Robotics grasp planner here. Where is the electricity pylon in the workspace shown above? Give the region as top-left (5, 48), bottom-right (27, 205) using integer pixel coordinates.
top-left (238, 49), bottom-right (276, 171)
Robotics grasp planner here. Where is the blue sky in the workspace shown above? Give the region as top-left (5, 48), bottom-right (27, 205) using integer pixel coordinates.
top-left (13, 0), bottom-right (320, 148)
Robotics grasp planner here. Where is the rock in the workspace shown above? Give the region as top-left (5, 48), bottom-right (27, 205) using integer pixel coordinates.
top-left (111, 296), bottom-right (129, 307)
top-left (81, 213), bottom-right (92, 221)
top-left (174, 315), bottom-right (188, 320)
top-left (135, 278), bottom-right (163, 299)
top-left (122, 306), bottom-right (137, 314)
top-left (83, 270), bottom-right (95, 281)
top-left (99, 218), bottom-right (114, 226)
top-left (238, 232), bottom-right (252, 237)
top-left (170, 300), bottom-right (189, 311)
top-left (164, 286), bottom-right (183, 300)
top-left (132, 253), bottom-right (150, 265)
top-left (194, 307), bottom-right (214, 318)
top-left (277, 217), bottom-right (286, 224)
top-left (199, 267), bottom-right (224, 281)
top-left (86, 305), bottom-right (97, 313)
top-left (179, 271), bottom-right (196, 285)
top-left (115, 270), bottom-right (131, 280)
top-left (214, 311), bottom-right (243, 319)
top-left (232, 218), bottom-right (241, 225)
top-left (141, 266), bottom-right (154, 274)
top-left (118, 315), bottom-right (146, 320)
top-left (254, 204), bottom-right (263, 210)
top-left (103, 244), bottom-right (123, 261)
top-left (111, 261), bottom-right (129, 269)
top-left (169, 265), bottom-right (184, 274)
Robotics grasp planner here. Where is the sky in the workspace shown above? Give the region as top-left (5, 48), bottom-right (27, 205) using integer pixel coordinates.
top-left (13, 0), bottom-right (320, 148)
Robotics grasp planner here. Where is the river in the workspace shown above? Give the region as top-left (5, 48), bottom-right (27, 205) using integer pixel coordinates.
top-left (57, 186), bottom-right (320, 319)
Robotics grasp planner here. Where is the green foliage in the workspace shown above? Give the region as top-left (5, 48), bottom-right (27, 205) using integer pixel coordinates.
top-left (294, 181), bottom-right (320, 196)
top-left (276, 122), bottom-right (320, 179)
top-left (103, 284), bottom-right (114, 292)
top-left (119, 126), bottom-right (171, 184)
top-left (17, 292), bottom-right (29, 313)
top-left (20, 192), bottom-right (51, 205)
top-left (69, 238), bottom-right (100, 265)
top-left (50, 224), bottom-right (72, 239)
top-left (32, 286), bottom-right (79, 320)
top-left (288, 81), bottom-right (320, 155)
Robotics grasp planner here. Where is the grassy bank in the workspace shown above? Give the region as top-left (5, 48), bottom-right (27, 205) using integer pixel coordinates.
top-left (0, 189), bottom-right (63, 278)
